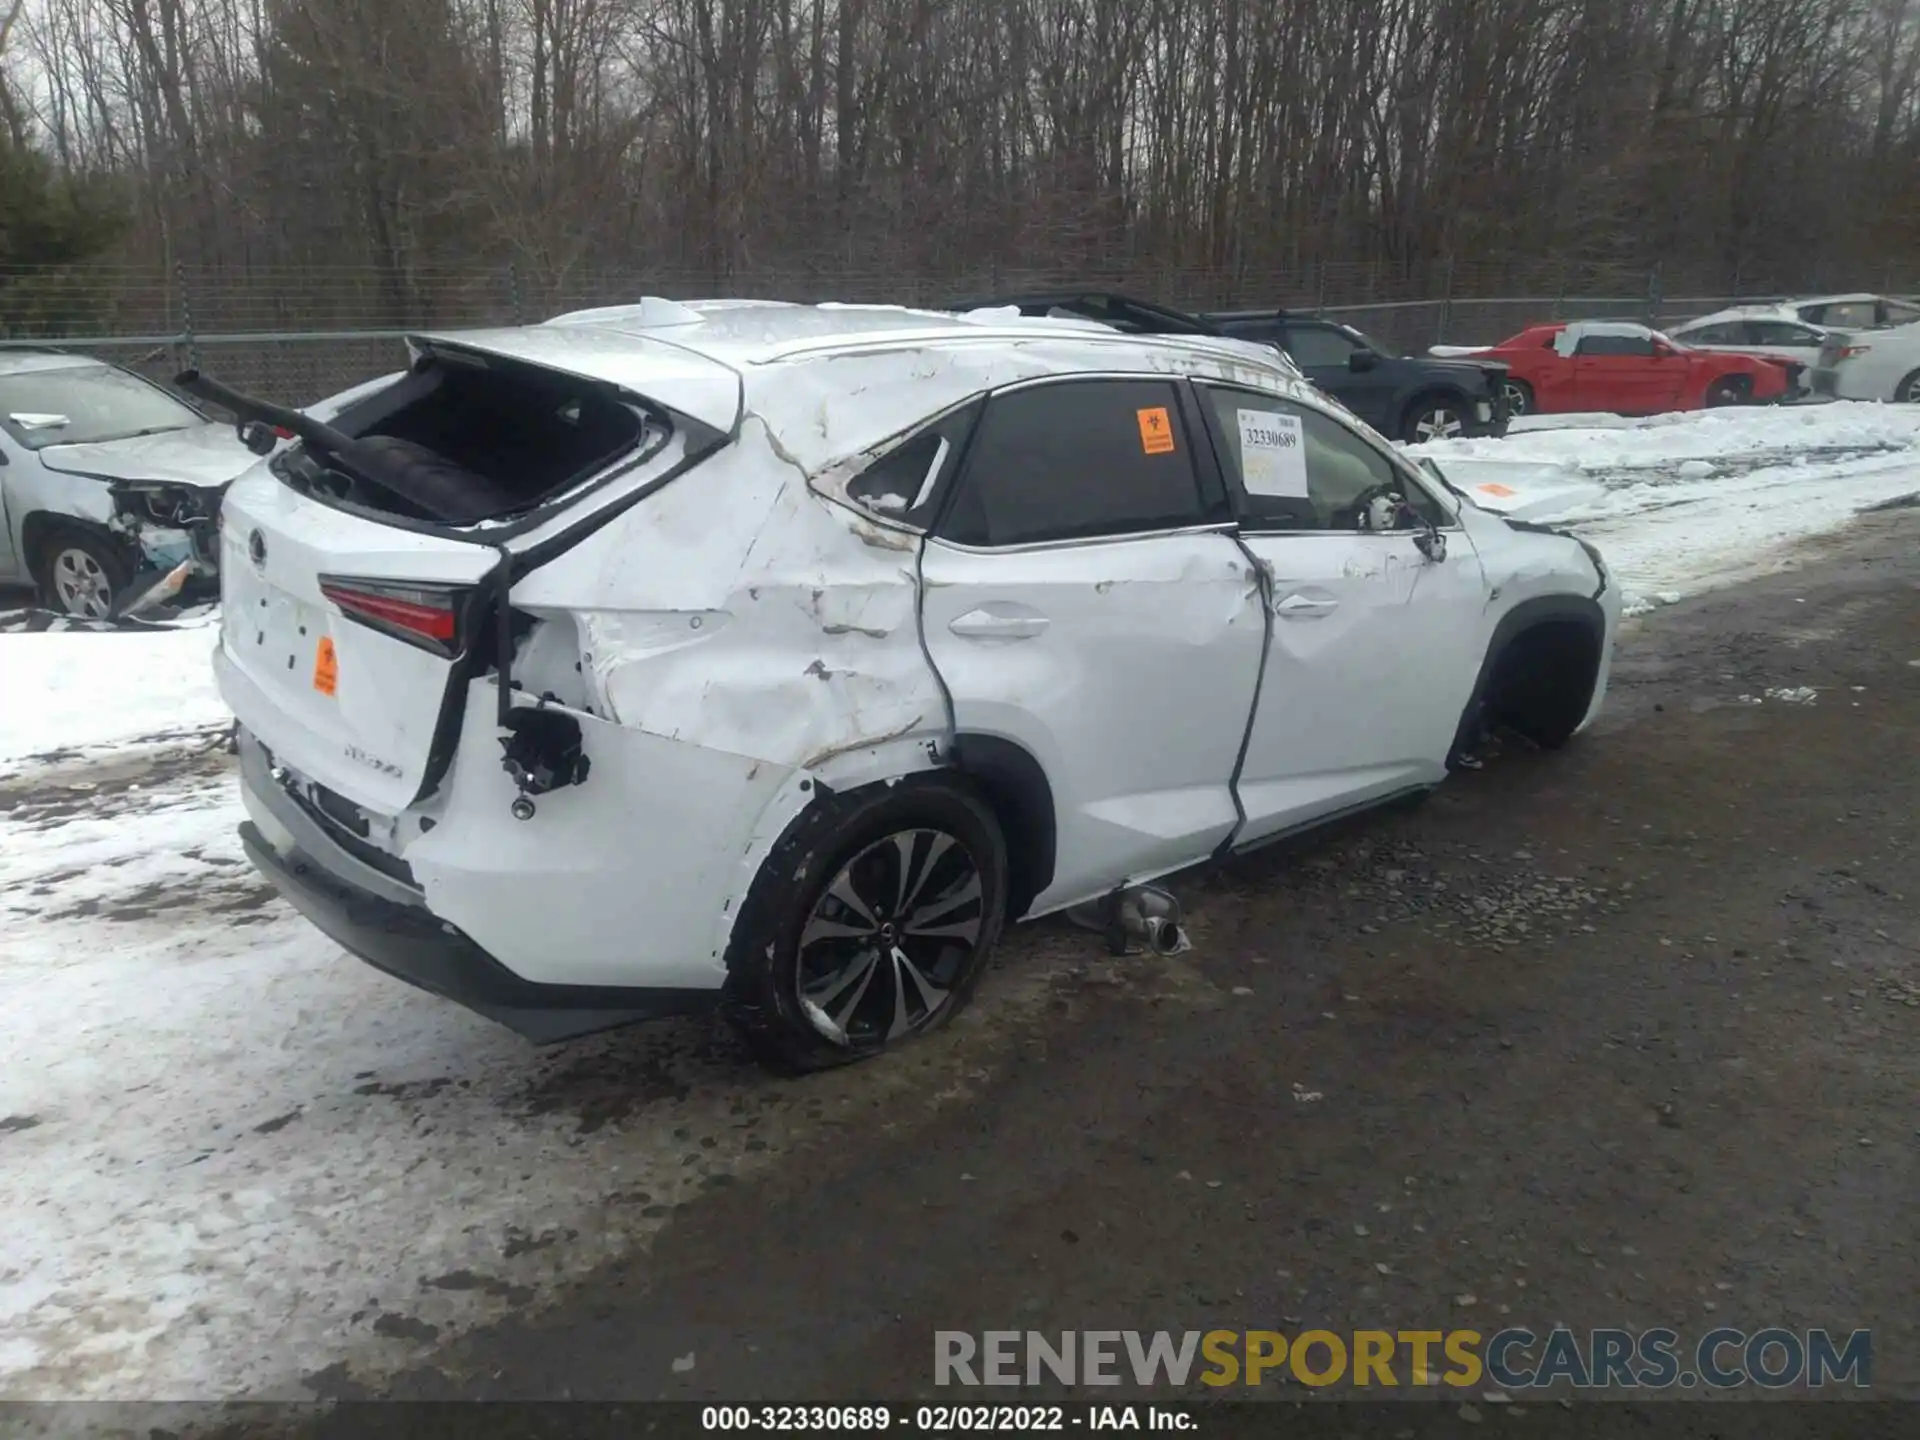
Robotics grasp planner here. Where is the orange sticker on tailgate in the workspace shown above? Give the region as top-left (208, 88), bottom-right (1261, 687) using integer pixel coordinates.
top-left (1136, 406), bottom-right (1176, 454)
top-left (312, 636), bottom-right (339, 696)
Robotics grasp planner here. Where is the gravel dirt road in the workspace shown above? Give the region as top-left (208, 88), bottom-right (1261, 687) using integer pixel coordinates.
top-left (311, 507), bottom-right (1916, 1407)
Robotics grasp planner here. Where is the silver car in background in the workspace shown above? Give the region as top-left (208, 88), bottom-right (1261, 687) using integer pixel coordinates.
top-left (0, 350), bottom-right (262, 616)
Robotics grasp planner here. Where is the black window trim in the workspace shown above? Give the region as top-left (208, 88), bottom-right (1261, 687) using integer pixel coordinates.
top-left (926, 371), bottom-right (1224, 553)
top-left (1192, 379), bottom-right (1462, 538)
top-left (819, 394), bottom-right (984, 534)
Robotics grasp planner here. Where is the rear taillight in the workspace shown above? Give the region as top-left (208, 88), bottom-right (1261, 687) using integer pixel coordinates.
top-left (1839, 345), bottom-right (1871, 360)
top-left (319, 576), bottom-right (467, 657)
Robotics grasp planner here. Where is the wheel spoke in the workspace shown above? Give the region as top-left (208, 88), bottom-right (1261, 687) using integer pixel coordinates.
top-left (888, 832), bottom-right (919, 913)
top-left (884, 946), bottom-right (927, 1039)
top-left (826, 871), bottom-right (879, 927)
top-left (892, 944), bottom-right (949, 1019)
top-left (800, 912), bottom-right (877, 948)
top-left (899, 832), bottom-right (955, 913)
top-left (905, 872), bottom-right (983, 941)
top-left (819, 949), bottom-right (881, 1026)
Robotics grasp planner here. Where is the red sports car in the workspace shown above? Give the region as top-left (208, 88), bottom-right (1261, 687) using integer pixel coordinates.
top-left (1457, 321), bottom-right (1799, 418)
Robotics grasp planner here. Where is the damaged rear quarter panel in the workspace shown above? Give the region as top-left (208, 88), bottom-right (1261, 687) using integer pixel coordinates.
top-left (405, 684), bottom-right (796, 988)
top-left (506, 420), bottom-right (949, 786)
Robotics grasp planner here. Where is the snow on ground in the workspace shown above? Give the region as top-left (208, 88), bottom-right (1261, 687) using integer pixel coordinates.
top-left (0, 619), bottom-right (227, 776)
top-left (1410, 401), bottom-right (1920, 614)
top-left (0, 754), bottom-right (760, 1398)
top-left (0, 745), bottom-right (1087, 1401)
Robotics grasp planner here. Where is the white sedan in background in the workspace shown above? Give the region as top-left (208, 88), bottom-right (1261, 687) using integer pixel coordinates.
top-left (1667, 308), bottom-right (1830, 386)
top-left (196, 298), bottom-right (1622, 1072)
top-left (1809, 320), bottom-right (1920, 402)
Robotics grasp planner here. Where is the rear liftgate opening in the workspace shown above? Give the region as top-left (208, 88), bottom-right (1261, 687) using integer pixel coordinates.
top-left (175, 352), bottom-right (718, 817)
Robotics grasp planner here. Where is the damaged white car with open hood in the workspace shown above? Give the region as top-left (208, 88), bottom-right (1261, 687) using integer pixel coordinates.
top-left (0, 349), bottom-right (274, 617)
top-left (198, 298), bottom-right (1620, 1072)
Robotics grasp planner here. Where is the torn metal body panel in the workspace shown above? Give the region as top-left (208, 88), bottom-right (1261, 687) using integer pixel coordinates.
top-left (209, 301), bottom-right (1622, 1058)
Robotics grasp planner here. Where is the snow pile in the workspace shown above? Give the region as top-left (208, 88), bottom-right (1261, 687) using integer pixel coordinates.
top-left (1411, 402), bottom-right (1920, 613)
top-left (1428, 401), bottom-right (1920, 475)
top-left (0, 625), bottom-right (228, 773)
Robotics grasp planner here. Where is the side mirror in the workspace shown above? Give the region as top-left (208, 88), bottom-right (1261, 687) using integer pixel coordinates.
top-left (238, 420), bottom-right (279, 457)
top-left (1348, 348), bottom-right (1379, 373)
top-left (1415, 529), bottom-right (1448, 563)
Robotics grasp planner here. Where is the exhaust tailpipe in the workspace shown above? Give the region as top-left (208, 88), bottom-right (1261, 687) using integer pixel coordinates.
top-left (1067, 883), bottom-right (1191, 956)
top-left (1140, 913), bottom-right (1187, 956)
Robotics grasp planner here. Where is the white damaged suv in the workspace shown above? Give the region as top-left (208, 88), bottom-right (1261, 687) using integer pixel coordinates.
top-left (198, 299), bottom-right (1619, 1071)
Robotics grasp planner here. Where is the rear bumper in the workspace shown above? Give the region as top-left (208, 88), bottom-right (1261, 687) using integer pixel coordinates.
top-left (236, 730), bottom-right (718, 1043)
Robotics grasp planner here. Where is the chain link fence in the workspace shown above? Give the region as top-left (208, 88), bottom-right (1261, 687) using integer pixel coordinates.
top-left (4, 260), bottom-right (1916, 404)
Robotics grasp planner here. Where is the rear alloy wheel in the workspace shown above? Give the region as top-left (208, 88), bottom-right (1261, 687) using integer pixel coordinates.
top-left (796, 831), bottom-right (984, 1047)
top-left (38, 530), bottom-right (134, 619)
top-left (1705, 377), bottom-right (1750, 407)
top-left (1405, 399), bottom-right (1468, 443)
top-left (1500, 379), bottom-right (1533, 417)
top-left (1895, 370), bottom-right (1920, 404)
top-left (723, 776), bottom-right (1008, 1073)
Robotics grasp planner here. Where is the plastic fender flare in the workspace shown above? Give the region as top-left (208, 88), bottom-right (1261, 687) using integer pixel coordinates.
top-left (704, 768), bottom-right (822, 975)
top-left (1449, 592), bottom-right (1606, 761)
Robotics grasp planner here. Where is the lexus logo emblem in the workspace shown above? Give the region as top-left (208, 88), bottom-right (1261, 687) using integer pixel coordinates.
top-left (248, 529), bottom-right (267, 567)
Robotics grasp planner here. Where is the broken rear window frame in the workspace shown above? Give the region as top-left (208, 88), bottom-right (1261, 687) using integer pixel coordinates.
top-left (267, 339), bottom-right (734, 546)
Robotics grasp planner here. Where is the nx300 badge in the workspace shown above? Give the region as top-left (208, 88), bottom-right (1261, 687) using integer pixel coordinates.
top-left (344, 745), bottom-right (404, 778)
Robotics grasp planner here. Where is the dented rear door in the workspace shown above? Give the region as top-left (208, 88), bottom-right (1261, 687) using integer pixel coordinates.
top-left (917, 377), bottom-right (1266, 914)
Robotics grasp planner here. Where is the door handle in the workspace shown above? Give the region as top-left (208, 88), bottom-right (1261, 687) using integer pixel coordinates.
top-left (1275, 593), bottom-right (1339, 618)
top-left (949, 608), bottom-right (1049, 640)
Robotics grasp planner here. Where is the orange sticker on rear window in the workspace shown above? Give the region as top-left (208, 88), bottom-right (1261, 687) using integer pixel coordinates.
top-left (313, 636), bottom-right (339, 696)
top-left (1477, 482), bottom-right (1517, 497)
top-left (1137, 406), bottom-right (1176, 454)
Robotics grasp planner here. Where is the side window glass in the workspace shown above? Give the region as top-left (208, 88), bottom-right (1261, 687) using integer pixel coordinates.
top-left (844, 402), bottom-right (977, 528)
top-left (938, 380), bottom-right (1205, 547)
top-left (1576, 334), bottom-right (1655, 357)
top-left (1282, 325), bottom-right (1357, 368)
top-left (1203, 387), bottom-right (1445, 533)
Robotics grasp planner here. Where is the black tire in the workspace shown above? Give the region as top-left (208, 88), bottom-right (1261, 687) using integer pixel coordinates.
top-left (33, 524), bottom-right (136, 619)
top-left (1894, 369), bottom-right (1920, 404)
top-left (1705, 376), bottom-right (1750, 407)
top-left (721, 774), bottom-right (1009, 1074)
top-left (1400, 393), bottom-right (1472, 443)
top-left (1500, 379), bottom-right (1534, 417)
